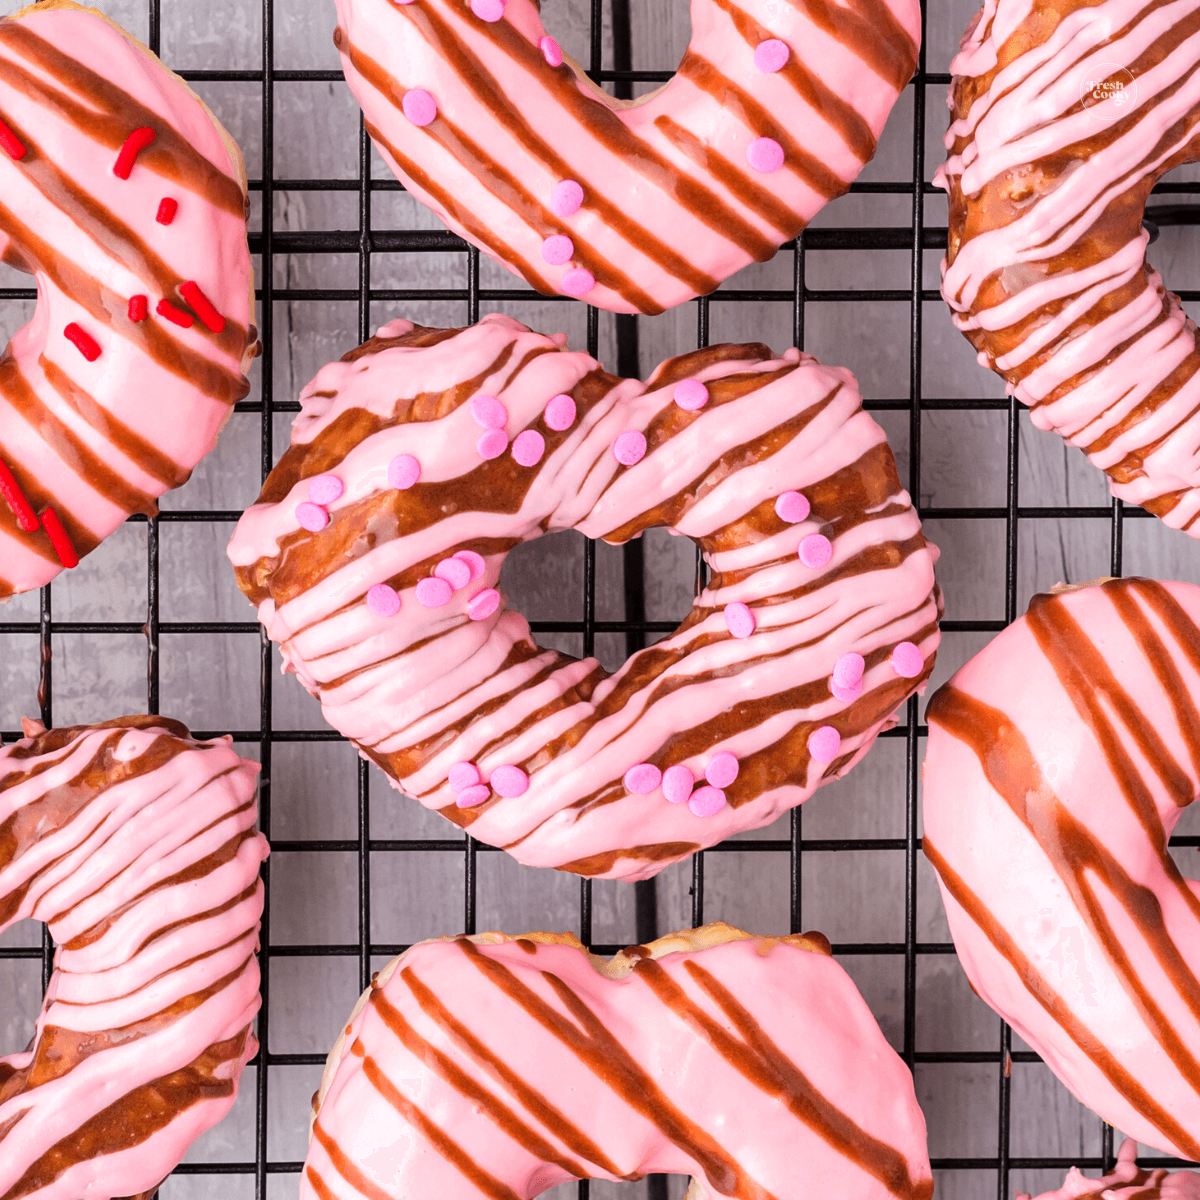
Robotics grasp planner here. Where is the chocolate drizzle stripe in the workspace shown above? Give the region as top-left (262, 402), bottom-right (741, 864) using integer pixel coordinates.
top-left (783, 0), bottom-right (917, 92)
top-left (925, 836), bottom-right (1200, 1160)
top-left (0, 428), bottom-right (97, 563)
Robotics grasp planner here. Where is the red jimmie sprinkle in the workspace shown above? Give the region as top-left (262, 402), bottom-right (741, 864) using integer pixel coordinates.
top-left (40, 507), bottom-right (78, 569)
top-left (0, 116), bottom-right (26, 161)
top-left (113, 127), bottom-right (156, 180)
top-left (156, 299), bottom-right (193, 328)
top-left (128, 295), bottom-right (148, 322)
top-left (63, 323), bottom-right (101, 362)
top-left (179, 281), bottom-right (225, 333)
top-left (0, 459), bottom-right (37, 532)
top-left (156, 197), bottom-right (178, 225)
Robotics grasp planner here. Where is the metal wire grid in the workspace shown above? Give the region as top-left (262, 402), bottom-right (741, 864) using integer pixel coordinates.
top-left (1, 0), bottom-right (1199, 1194)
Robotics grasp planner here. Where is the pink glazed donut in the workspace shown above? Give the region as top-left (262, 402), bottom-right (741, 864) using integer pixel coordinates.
top-left (0, 1), bottom-right (257, 595)
top-left (923, 577), bottom-right (1200, 1160)
top-left (1021, 1140), bottom-right (1200, 1200)
top-left (301, 923), bottom-right (934, 1200)
top-left (228, 314), bottom-right (941, 882)
top-left (0, 715), bottom-right (268, 1200)
top-left (331, 0), bottom-right (920, 314)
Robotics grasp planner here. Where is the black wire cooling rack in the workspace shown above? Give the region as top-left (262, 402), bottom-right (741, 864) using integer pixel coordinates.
top-left (4, 0), bottom-right (1200, 1195)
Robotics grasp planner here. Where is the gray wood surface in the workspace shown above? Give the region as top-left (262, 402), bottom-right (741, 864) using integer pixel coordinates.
top-left (1, 0), bottom-right (1198, 1196)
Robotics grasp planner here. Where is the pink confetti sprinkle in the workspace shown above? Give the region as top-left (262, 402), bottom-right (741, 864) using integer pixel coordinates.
top-left (540, 35), bottom-right (563, 66)
top-left (662, 764), bottom-right (694, 804)
top-left (366, 583), bottom-right (400, 617)
top-left (808, 725), bottom-right (841, 763)
top-left (544, 393), bottom-right (576, 430)
top-left (831, 652), bottom-right (865, 702)
top-left (688, 785), bottom-right (727, 818)
top-left (775, 490), bottom-right (810, 523)
top-left (477, 429), bottom-right (509, 459)
top-left (624, 763), bottom-right (662, 794)
top-left (892, 641), bottom-right (925, 678)
top-left (468, 588), bottom-right (500, 621)
top-left (490, 764), bottom-right (529, 797)
top-left (754, 38), bottom-right (790, 72)
top-left (724, 602), bottom-right (755, 639)
top-left (295, 501), bottom-right (328, 532)
top-left (673, 379), bottom-right (709, 411)
top-left (448, 762), bottom-right (480, 791)
top-left (470, 0), bottom-right (505, 19)
top-left (747, 136), bottom-right (784, 173)
top-left (612, 430), bottom-right (646, 466)
top-left (561, 267), bottom-right (595, 296)
top-left (471, 394), bottom-right (508, 429)
top-left (705, 752), bottom-right (739, 789)
top-left (388, 454), bottom-right (420, 489)
top-left (454, 550), bottom-right (486, 581)
top-left (435, 557), bottom-right (472, 590)
top-left (798, 533), bottom-right (832, 569)
top-left (550, 179), bottom-right (582, 218)
top-left (831, 677), bottom-right (863, 703)
top-left (512, 429), bottom-right (545, 466)
top-left (456, 784), bottom-right (491, 808)
top-left (542, 235), bottom-right (574, 265)
top-left (307, 474), bottom-right (344, 505)
top-left (402, 88), bottom-right (437, 127)
top-left (416, 577), bottom-right (453, 607)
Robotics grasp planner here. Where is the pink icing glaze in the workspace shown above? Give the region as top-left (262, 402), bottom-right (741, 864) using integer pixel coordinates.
top-left (227, 316), bottom-right (941, 880)
top-left (922, 579), bottom-right (1200, 1159)
top-left (454, 549), bottom-right (486, 581)
top-left (416, 576), bottom-right (453, 607)
top-left (367, 582), bottom-right (401, 616)
top-left (891, 641), bottom-right (924, 678)
top-left (402, 87), bottom-right (437, 126)
top-left (471, 394), bottom-right (508, 428)
top-left (331, 0), bottom-right (920, 314)
top-left (561, 267), bottom-right (595, 296)
top-left (549, 178), bottom-right (582, 217)
top-left (490, 763), bottom-right (529, 796)
top-left (1023, 1141), bottom-right (1200, 1200)
top-left (477, 428), bottom-right (509, 459)
top-left (688, 784), bottom-right (727, 817)
top-left (435, 556), bottom-right (472, 589)
top-left (296, 501), bottom-right (329, 532)
top-left (544, 392), bottom-right (577, 430)
top-left (612, 429), bottom-right (646, 466)
top-left (799, 533), bottom-right (832, 568)
top-left (301, 929), bottom-right (933, 1200)
top-left (673, 378), bottom-right (710, 411)
top-left (775, 490), bottom-right (811, 523)
top-left (624, 763), bottom-right (662, 794)
top-left (308, 474), bottom-right (344, 505)
top-left (705, 751), bottom-right (739, 788)
top-left (512, 428), bottom-right (546, 466)
top-left (542, 234), bottom-right (574, 265)
top-left (724, 601), bottom-right (755, 638)
top-left (0, 718), bottom-right (267, 1197)
top-left (388, 452), bottom-right (421, 488)
top-left (0, 3), bottom-right (256, 596)
top-left (746, 136), bottom-right (785, 173)
top-left (470, 0), bottom-right (506, 20)
top-left (808, 726), bottom-right (841, 762)
top-left (456, 783), bottom-right (491, 807)
top-left (448, 761), bottom-right (481, 791)
top-left (754, 38), bottom-right (790, 72)
top-left (662, 764), bottom-right (695, 804)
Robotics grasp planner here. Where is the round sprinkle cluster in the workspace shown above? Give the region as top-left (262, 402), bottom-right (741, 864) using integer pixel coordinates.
top-left (417, 550), bottom-right (490, 610)
top-left (449, 759), bottom-right (528, 807)
top-left (295, 501), bottom-right (328, 532)
top-left (478, 428), bottom-right (509, 459)
top-left (831, 652), bottom-right (865, 702)
top-left (626, 752), bottom-right (739, 817)
top-left (673, 378), bottom-right (709, 411)
top-left (416, 577), bottom-right (453, 608)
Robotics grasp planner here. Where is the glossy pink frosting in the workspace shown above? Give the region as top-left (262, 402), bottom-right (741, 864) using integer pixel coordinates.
top-left (331, 0), bottom-right (920, 314)
top-left (0, 1), bottom-right (255, 594)
top-left (1022, 1140), bottom-right (1200, 1200)
top-left (227, 314), bottom-right (941, 881)
top-left (301, 926), bottom-right (934, 1200)
top-left (0, 717), bottom-right (269, 1197)
top-left (922, 578), bottom-right (1200, 1160)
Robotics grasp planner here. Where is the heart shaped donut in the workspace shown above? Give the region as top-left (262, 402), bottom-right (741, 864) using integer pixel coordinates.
top-left (0, 0), bottom-right (257, 595)
top-left (228, 314), bottom-right (941, 881)
top-left (936, 0), bottom-right (1200, 536)
top-left (0, 715), bottom-right (268, 1199)
top-left (923, 578), bottom-right (1200, 1159)
top-left (301, 923), bottom-right (934, 1200)
top-left (332, 0), bottom-right (920, 314)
